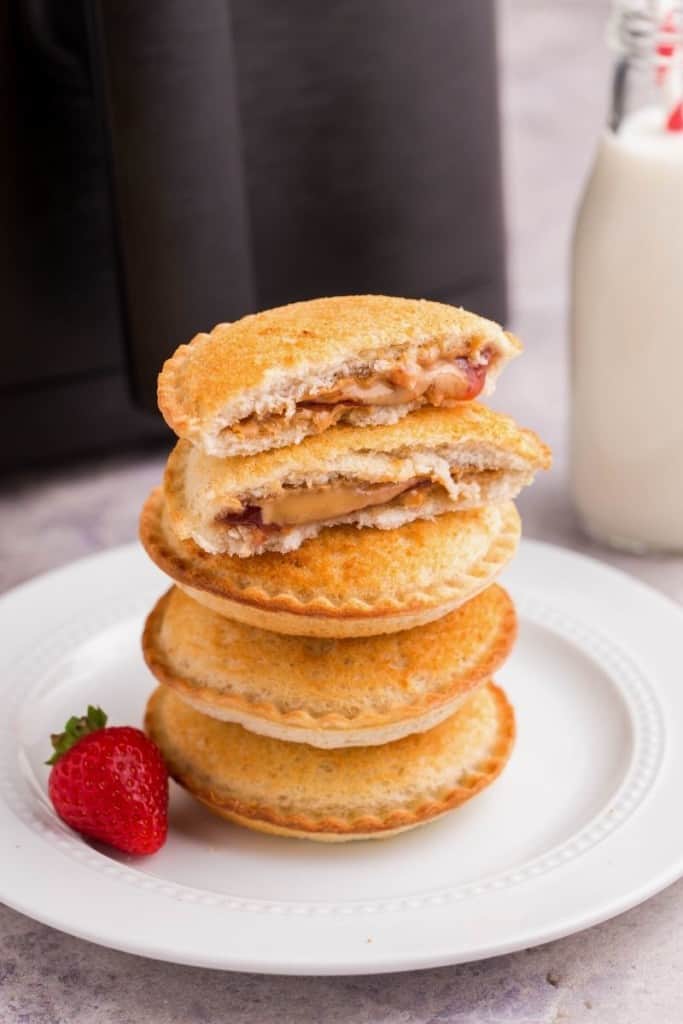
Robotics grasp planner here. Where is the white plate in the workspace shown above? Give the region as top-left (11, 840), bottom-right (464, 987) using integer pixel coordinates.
top-left (0, 539), bottom-right (681, 975)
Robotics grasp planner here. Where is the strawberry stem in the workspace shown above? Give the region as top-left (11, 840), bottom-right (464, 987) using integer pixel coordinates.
top-left (46, 705), bottom-right (108, 765)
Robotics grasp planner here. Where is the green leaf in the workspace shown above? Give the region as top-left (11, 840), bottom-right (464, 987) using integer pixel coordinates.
top-left (46, 706), bottom-right (108, 765)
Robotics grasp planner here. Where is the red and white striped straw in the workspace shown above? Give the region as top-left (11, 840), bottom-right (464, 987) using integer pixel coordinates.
top-left (654, 1), bottom-right (683, 129)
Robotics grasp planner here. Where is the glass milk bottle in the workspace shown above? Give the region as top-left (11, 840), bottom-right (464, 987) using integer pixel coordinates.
top-left (571, 1), bottom-right (683, 551)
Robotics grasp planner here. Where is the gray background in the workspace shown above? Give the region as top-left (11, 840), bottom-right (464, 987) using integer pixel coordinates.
top-left (3, 2), bottom-right (683, 1021)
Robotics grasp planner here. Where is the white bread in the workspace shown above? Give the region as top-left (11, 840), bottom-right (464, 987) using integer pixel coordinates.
top-left (157, 295), bottom-right (521, 455)
top-left (164, 403), bottom-right (550, 557)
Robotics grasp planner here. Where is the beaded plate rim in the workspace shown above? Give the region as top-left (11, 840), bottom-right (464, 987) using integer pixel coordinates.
top-left (0, 586), bottom-right (664, 918)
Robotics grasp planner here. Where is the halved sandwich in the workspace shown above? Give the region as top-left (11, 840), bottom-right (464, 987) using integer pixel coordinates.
top-left (164, 403), bottom-right (550, 557)
top-left (158, 294), bottom-right (521, 456)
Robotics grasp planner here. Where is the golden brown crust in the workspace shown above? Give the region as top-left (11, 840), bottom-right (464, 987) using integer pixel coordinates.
top-left (187, 805), bottom-right (445, 841)
top-left (163, 402), bottom-right (549, 559)
top-left (144, 683), bottom-right (515, 840)
top-left (157, 295), bottom-right (521, 444)
top-left (166, 403), bottom-right (550, 498)
top-left (139, 487), bottom-right (521, 636)
top-left (175, 586), bottom-right (498, 638)
top-left (141, 585), bottom-right (517, 745)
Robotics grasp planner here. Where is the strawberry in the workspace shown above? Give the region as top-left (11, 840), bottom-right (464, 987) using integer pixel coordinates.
top-left (47, 705), bottom-right (168, 855)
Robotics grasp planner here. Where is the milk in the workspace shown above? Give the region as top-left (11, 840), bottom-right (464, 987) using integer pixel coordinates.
top-left (570, 107), bottom-right (683, 550)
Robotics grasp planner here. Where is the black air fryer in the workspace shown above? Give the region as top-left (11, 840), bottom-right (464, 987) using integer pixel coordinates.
top-left (1, 0), bottom-right (507, 469)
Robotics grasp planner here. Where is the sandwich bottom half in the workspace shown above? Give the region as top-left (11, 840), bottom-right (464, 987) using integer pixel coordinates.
top-left (144, 682), bottom-right (515, 842)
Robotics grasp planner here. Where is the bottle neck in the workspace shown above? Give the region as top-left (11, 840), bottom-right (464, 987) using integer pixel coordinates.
top-left (608, 1), bottom-right (683, 131)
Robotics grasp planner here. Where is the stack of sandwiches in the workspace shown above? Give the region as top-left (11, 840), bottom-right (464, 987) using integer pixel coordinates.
top-left (140, 295), bottom-right (550, 841)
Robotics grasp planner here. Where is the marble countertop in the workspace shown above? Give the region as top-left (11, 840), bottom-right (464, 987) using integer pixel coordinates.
top-left (3, 2), bottom-right (683, 1021)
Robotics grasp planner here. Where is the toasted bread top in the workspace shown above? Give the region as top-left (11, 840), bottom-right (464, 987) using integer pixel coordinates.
top-left (157, 295), bottom-right (520, 442)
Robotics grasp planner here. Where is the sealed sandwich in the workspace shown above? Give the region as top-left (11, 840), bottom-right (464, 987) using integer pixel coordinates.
top-left (164, 403), bottom-right (550, 557)
top-left (145, 682), bottom-right (515, 842)
top-left (158, 294), bottom-right (521, 456)
top-left (143, 584), bottom-right (517, 748)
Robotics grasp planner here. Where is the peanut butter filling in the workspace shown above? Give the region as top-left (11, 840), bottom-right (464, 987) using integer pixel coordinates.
top-left (228, 351), bottom-right (492, 439)
top-left (307, 356), bottom-right (488, 407)
top-left (259, 480), bottom-right (419, 527)
top-left (216, 470), bottom-right (504, 532)
top-left (217, 478), bottom-right (426, 530)
top-left (231, 403), bottom-right (347, 439)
